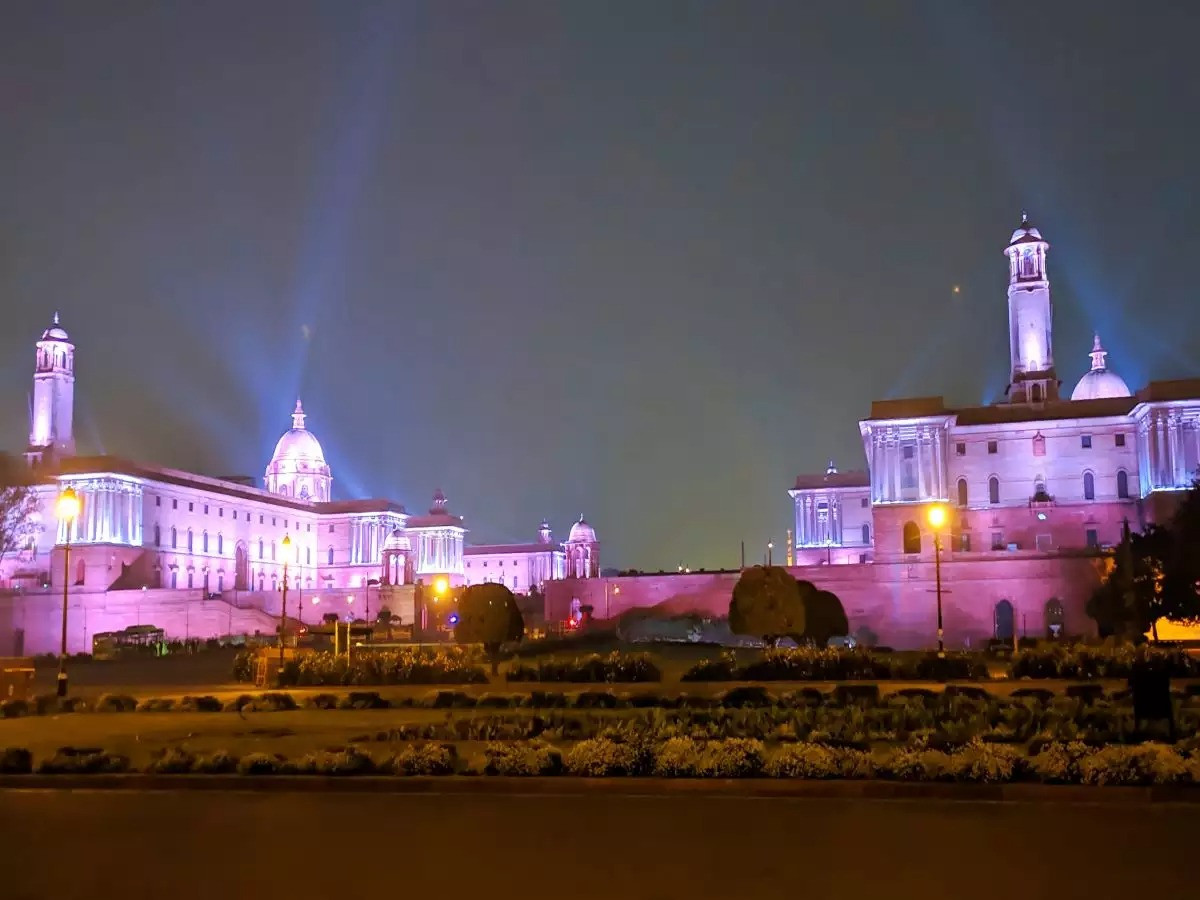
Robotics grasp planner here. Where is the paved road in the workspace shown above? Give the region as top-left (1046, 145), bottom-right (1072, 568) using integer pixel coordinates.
top-left (1, 787), bottom-right (1194, 899)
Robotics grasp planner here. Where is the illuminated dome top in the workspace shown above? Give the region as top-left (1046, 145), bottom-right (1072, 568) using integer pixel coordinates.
top-left (1071, 334), bottom-right (1132, 401)
top-left (567, 515), bottom-right (597, 543)
top-left (41, 312), bottom-right (69, 342)
top-left (264, 400), bottom-right (332, 501)
top-left (270, 400), bottom-right (327, 466)
top-left (1009, 211), bottom-right (1045, 245)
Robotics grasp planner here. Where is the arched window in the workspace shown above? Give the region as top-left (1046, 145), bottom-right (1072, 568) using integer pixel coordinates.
top-left (861, 523), bottom-right (870, 545)
top-left (154, 524), bottom-right (161, 547)
top-left (327, 546), bottom-right (334, 566)
top-left (1083, 471), bottom-right (1095, 501)
top-left (258, 538), bottom-right (264, 560)
top-left (217, 534), bottom-right (224, 555)
top-left (1117, 469), bottom-right (1129, 499)
top-left (187, 529), bottom-right (194, 552)
top-left (994, 600), bottom-right (1015, 641)
top-left (957, 478), bottom-right (968, 508)
top-left (902, 521), bottom-right (921, 554)
top-left (171, 527), bottom-right (177, 549)
top-left (988, 476), bottom-right (1000, 505)
top-left (170, 569), bottom-right (178, 589)
top-left (202, 531), bottom-right (209, 553)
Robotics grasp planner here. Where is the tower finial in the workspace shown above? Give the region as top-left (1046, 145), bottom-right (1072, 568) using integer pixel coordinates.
top-left (291, 398), bottom-right (306, 430)
top-left (1089, 333), bottom-right (1108, 372)
top-left (1021, 210), bottom-right (1029, 226)
top-left (826, 459), bottom-right (838, 476)
top-left (53, 311), bottom-right (60, 326)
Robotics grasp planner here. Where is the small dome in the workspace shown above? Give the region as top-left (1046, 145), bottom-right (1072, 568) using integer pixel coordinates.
top-left (567, 515), bottom-right (596, 543)
top-left (1070, 333), bottom-right (1131, 401)
top-left (384, 528), bottom-right (411, 551)
top-left (1071, 370), bottom-right (1132, 401)
top-left (1009, 211), bottom-right (1044, 245)
top-left (41, 312), bottom-right (69, 342)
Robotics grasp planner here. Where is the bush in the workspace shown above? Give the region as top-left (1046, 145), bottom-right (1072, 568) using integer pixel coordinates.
top-left (38, 747), bottom-right (130, 774)
top-left (296, 748), bottom-right (376, 776)
top-left (476, 693), bottom-right (518, 708)
top-left (306, 693), bottom-right (340, 710)
top-left (879, 747), bottom-right (954, 781)
top-left (0, 747), bottom-right (33, 774)
top-left (683, 648), bottom-right (986, 682)
top-left (423, 690), bottom-right (477, 709)
top-left (179, 695), bottom-right (223, 713)
top-left (388, 743), bottom-right (458, 776)
top-left (33, 694), bottom-right (87, 715)
top-left (1010, 644), bottom-right (1200, 680)
top-left (573, 690), bottom-right (623, 709)
top-left (832, 684), bottom-right (881, 706)
top-left (702, 738), bottom-right (765, 777)
top-left (146, 747), bottom-right (199, 774)
top-left (1078, 744), bottom-right (1194, 786)
top-left (137, 697), bottom-right (176, 713)
top-left (95, 693), bottom-right (139, 713)
top-left (565, 738), bottom-right (652, 776)
top-left (338, 691), bottom-right (390, 710)
top-left (236, 753), bottom-right (287, 775)
top-left (232, 649), bottom-right (255, 682)
top-left (945, 739), bottom-right (1022, 783)
top-left (1025, 741), bottom-right (1094, 784)
top-left (520, 691), bottom-right (570, 708)
top-left (1064, 684), bottom-right (1105, 703)
top-left (507, 652), bottom-right (661, 683)
top-left (765, 743), bottom-right (870, 779)
top-left (0, 699), bottom-right (31, 718)
top-left (481, 741), bottom-right (562, 775)
top-left (718, 686), bottom-right (777, 708)
top-left (193, 751), bottom-right (239, 774)
top-left (242, 692), bottom-right (298, 712)
top-left (680, 652), bottom-right (739, 682)
top-left (653, 737), bottom-right (706, 777)
top-left (280, 647), bottom-right (488, 686)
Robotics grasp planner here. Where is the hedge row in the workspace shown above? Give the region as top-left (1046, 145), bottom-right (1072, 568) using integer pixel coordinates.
top-left (3, 740), bottom-right (1200, 785)
top-left (7, 683), bottom-right (1200, 720)
top-left (682, 649), bottom-right (988, 682)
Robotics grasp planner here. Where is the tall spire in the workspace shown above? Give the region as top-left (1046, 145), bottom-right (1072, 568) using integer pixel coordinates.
top-left (1089, 333), bottom-right (1108, 372)
top-left (53, 311), bottom-right (60, 326)
top-left (1021, 210), bottom-right (1028, 226)
top-left (291, 398), bottom-right (306, 430)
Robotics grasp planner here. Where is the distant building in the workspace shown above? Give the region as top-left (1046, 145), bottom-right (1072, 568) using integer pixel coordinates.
top-left (1, 320), bottom-right (596, 654)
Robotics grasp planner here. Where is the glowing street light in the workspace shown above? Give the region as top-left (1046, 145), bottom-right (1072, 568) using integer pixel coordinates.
top-left (927, 504), bottom-right (947, 658)
top-left (55, 486), bottom-right (80, 698)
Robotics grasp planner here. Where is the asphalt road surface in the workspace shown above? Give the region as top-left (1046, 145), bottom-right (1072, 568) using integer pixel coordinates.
top-left (1, 787), bottom-right (1195, 899)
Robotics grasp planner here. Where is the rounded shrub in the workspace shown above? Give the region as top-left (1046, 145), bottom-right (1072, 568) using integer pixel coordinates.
top-left (38, 747), bottom-right (130, 774)
top-left (178, 695), bottom-right (223, 713)
top-left (137, 698), bottom-right (176, 713)
top-left (481, 741), bottom-right (562, 776)
top-left (297, 748), bottom-right (376, 776)
top-left (564, 738), bottom-right (652, 776)
top-left (388, 743), bottom-right (458, 776)
top-left (95, 694), bottom-right (138, 713)
top-left (0, 747), bottom-right (33, 774)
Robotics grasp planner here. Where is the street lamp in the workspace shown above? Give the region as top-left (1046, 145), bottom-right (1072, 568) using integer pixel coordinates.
top-left (927, 503), bottom-right (947, 658)
top-left (55, 487), bottom-right (80, 698)
top-left (767, 541), bottom-right (774, 566)
top-left (605, 583), bottom-right (620, 619)
top-left (278, 534), bottom-right (291, 679)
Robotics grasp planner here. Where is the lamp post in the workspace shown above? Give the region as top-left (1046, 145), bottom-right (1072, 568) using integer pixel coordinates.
top-left (927, 504), bottom-right (947, 658)
top-left (278, 534), bottom-right (291, 680)
top-left (55, 487), bottom-right (80, 698)
top-left (767, 541), bottom-right (774, 566)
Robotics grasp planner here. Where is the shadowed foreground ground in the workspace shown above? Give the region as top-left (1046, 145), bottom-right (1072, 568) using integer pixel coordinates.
top-left (1, 788), bottom-right (1194, 899)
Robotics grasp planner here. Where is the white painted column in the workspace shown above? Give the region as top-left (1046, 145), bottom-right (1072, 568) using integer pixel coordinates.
top-left (932, 429), bottom-right (944, 499)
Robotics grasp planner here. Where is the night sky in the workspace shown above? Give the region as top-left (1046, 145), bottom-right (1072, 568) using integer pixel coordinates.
top-left (3, 2), bottom-right (1199, 571)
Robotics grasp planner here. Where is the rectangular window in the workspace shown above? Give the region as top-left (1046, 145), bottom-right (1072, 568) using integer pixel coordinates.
top-left (188, 502), bottom-right (194, 512)
top-left (329, 524), bottom-right (335, 533)
top-left (959, 533), bottom-right (971, 552)
top-left (991, 531), bottom-right (1004, 551)
top-left (987, 441), bottom-right (998, 455)
top-left (902, 445), bottom-right (914, 460)
top-left (204, 505), bottom-right (209, 515)
top-left (219, 508), bottom-right (224, 517)
top-left (172, 499), bottom-right (178, 510)
top-left (1115, 433), bottom-right (1126, 447)
top-left (858, 553), bottom-right (867, 564)
top-left (1081, 435), bottom-right (1092, 449)
top-left (1086, 528), bottom-right (1099, 549)
top-left (860, 497), bottom-right (869, 508)
top-left (155, 496), bottom-right (161, 507)
top-left (273, 518), bottom-right (277, 526)
top-left (955, 442), bottom-right (966, 456)
top-left (259, 515), bottom-right (264, 524)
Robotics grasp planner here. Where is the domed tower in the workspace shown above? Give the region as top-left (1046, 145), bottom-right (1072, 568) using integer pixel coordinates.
top-left (1070, 333), bottom-right (1132, 401)
top-left (1004, 213), bottom-right (1057, 404)
top-left (264, 400), bottom-right (332, 501)
top-left (26, 312), bottom-right (76, 466)
top-left (564, 514), bottom-right (599, 579)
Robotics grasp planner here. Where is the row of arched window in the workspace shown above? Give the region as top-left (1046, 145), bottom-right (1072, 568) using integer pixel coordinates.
top-left (954, 470), bottom-right (1131, 507)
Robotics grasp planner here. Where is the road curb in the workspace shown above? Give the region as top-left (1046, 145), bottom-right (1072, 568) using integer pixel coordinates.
top-left (1, 774), bottom-right (1198, 803)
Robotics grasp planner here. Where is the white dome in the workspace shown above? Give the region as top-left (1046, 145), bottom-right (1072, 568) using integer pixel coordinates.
top-left (567, 515), bottom-right (596, 543)
top-left (271, 427), bottom-right (327, 466)
top-left (1070, 333), bottom-right (1131, 401)
top-left (1071, 369), bottom-right (1131, 401)
top-left (41, 312), bottom-right (69, 342)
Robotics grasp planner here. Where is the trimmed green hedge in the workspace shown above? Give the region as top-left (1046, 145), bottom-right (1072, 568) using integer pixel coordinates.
top-left (506, 652), bottom-right (661, 683)
top-left (682, 649), bottom-right (987, 682)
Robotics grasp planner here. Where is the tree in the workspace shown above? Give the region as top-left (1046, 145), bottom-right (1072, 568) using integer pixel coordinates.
top-left (1086, 521), bottom-right (1171, 639)
top-left (797, 581), bottom-right (849, 647)
top-left (728, 565), bottom-right (805, 646)
top-left (455, 582), bottom-right (525, 675)
top-left (0, 453), bottom-right (39, 568)
top-left (1160, 477), bottom-right (1200, 626)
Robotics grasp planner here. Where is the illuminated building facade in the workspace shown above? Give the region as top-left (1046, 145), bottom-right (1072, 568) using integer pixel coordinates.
top-left (0, 320), bottom-right (593, 653)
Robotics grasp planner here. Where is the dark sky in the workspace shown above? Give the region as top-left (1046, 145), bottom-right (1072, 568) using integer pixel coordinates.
top-left (3, 1), bottom-right (1199, 571)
